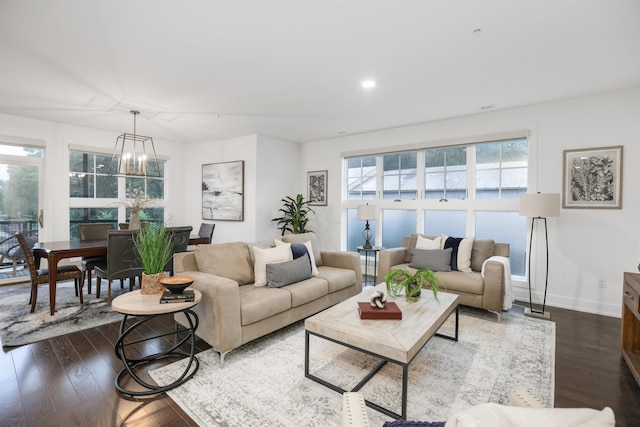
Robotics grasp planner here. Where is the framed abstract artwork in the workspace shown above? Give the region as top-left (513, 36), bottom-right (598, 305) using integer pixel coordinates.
top-left (562, 146), bottom-right (623, 209)
top-left (307, 170), bottom-right (328, 206)
top-left (202, 160), bottom-right (245, 220)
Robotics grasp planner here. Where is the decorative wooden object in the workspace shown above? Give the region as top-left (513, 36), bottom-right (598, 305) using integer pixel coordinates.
top-left (622, 272), bottom-right (640, 387)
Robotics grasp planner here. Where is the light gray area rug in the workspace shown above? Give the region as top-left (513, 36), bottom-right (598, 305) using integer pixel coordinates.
top-left (0, 280), bottom-right (128, 347)
top-left (150, 307), bottom-right (555, 426)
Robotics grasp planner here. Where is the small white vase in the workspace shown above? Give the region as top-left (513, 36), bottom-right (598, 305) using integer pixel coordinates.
top-left (129, 212), bottom-right (142, 230)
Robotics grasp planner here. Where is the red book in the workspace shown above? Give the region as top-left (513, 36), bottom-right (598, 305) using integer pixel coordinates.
top-left (358, 302), bottom-right (402, 320)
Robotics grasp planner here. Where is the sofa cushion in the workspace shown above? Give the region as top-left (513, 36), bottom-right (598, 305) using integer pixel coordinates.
top-left (275, 239), bottom-right (319, 275)
top-left (443, 236), bottom-right (475, 273)
top-left (409, 248), bottom-right (452, 272)
top-left (416, 234), bottom-right (442, 250)
top-left (281, 232), bottom-right (324, 266)
top-left (471, 239), bottom-right (495, 272)
top-left (282, 276), bottom-right (329, 307)
top-left (239, 285), bottom-right (292, 325)
top-left (253, 244), bottom-right (292, 286)
top-left (404, 234), bottom-right (440, 263)
top-left (266, 253), bottom-right (313, 288)
top-left (195, 242), bottom-right (254, 285)
top-left (317, 266), bottom-right (357, 293)
top-left (435, 271), bottom-right (484, 294)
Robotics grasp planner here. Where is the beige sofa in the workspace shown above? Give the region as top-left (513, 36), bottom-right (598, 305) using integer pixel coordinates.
top-left (378, 234), bottom-right (509, 318)
top-left (173, 233), bottom-right (362, 364)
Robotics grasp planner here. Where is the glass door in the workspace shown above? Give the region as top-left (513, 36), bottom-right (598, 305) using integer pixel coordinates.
top-left (0, 144), bottom-right (42, 285)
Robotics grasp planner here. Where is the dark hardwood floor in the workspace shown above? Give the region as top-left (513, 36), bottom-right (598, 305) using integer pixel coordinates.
top-left (1, 301), bottom-right (639, 426)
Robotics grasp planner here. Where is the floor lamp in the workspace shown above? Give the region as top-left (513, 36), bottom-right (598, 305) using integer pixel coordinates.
top-left (357, 203), bottom-right (377, 250)
top-left (518, 193), bottom-right (560, 319)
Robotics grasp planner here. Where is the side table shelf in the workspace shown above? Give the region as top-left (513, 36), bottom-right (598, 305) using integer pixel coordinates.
top-left (622, 272), bottom-right (640, 387)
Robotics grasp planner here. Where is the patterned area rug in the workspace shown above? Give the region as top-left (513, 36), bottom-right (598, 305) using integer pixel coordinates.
top-left (0, 280), bottom-right (129, 347)
top-left (150, 307), bottom-right (555, 426)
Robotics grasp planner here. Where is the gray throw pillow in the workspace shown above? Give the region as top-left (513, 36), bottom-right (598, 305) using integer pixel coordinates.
top-left (266, 253), bottom-right (313, 288)
top-left (409, 248), bottom-right (452, 272)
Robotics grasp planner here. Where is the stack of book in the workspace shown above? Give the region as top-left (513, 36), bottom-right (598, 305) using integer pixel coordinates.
top-left (160, 290), bottom-right (195, 304)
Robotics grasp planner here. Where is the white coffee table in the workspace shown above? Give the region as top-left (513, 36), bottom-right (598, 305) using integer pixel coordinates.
top-left (304, 283), bottom-right (459, 420)
top-left (112, 288), bottom-right (202, 396)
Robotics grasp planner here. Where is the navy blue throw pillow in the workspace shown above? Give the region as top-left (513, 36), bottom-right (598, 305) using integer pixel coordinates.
top-left (291, 243), bottom-right (309, 259)
top-left (444, 237), bottom-right (463, 271)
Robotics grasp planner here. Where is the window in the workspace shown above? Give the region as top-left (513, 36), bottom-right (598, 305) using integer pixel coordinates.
top-left (475, 139), bottom-right (527, 200)
top-left (344, 134), bottom-right (529, 277)
top-left (382, 152), bottom-right (417, 200)
top-left (69, 149), bottom-right (166, 237)
top-left (425, 146), bottom-right (467, 200)
top-left (70, 152), bottom-right (118, 198)
top-left (347, 156), bottom-right (376, 200)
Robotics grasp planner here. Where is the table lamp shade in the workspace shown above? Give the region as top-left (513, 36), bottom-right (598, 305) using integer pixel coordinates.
top-left (357, 204), bottom-right (377, 221)
top-left (519, 193), bottom-right (560, 218)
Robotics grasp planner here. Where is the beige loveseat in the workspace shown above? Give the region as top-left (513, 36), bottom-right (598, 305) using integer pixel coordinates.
top-left (173, 233), bottom-right (362, 364)
top-left (378, 234), bottom-right (510, 318)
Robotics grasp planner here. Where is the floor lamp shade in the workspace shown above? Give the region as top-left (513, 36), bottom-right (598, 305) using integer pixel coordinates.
top-left (357, 204), bottom-right (377, 250)
top-left (518, 193), bottom-right (560, 320)
top-left (519, 193), bottom-right (560, 218)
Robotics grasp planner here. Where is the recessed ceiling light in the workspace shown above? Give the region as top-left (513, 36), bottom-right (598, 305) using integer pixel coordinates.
top-left (473, 28), bottom-right (482, 35)
top-left (480, 104), bottom-right (495, 110)
top-left (361, 80), bottom-right (376, 89)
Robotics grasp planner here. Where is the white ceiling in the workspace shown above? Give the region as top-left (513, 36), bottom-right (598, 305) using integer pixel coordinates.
top-left (1, 0), bottom-right (639, 144)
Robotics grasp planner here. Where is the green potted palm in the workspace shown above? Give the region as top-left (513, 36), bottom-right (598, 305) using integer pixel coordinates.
top-left (134, 224), bottom-right (173, 295)
top-left (384, 267), bottom-right (445, 302)
top-left (271, 193), bottom-right (315, 236)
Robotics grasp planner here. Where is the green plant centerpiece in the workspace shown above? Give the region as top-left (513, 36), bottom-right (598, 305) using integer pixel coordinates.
top-left (384, 267), bottom-right (445, 302)
top-left (134, 224), bottom-right (173, 295)
top-left (271, 193), bottom-right (315, 236)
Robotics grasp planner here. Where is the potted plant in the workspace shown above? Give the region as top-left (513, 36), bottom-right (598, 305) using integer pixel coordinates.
top-left (384, 267), bottom-right (445, 302)
top-left (134, 224), bottom-right (173, 295)
top-left (271, 193), bottom-right (315, 236)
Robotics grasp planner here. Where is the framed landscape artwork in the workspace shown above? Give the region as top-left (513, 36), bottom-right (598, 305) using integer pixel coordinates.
top-left (202, 160), bottom-right (244, 220)
top-left (307, 170), bottom-right (328, 206)
top-left (562, 146), bottom-right (623, 209)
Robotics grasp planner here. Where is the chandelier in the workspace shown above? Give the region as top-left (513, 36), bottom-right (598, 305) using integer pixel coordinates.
top-left (108, 110), bottom-right (160, 177)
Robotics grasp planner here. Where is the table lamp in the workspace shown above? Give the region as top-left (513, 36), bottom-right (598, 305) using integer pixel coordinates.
top-left (357, 204), bottom-right (377, 250)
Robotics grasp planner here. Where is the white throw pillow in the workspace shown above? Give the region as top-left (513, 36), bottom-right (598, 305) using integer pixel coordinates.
top-left (416, 234), bottom-right (441, 250)
top-left (252, 243), bottom-right (292, 286)
top-left (274, 239), bottom-right (319, 276)
top-left (441, 235), bottom-right (475, 273)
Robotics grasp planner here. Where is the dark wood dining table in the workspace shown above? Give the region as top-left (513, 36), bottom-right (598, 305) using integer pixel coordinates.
top-left (188, 235), bottom-right (210, 246)
top-left (33, 239), bottom-right (107, 315)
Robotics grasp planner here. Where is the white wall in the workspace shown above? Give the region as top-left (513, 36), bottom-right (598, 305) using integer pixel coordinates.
top-left (180, 134), bottom-right (300, 243)
top-left (301, 88), bottom-right (640, 317)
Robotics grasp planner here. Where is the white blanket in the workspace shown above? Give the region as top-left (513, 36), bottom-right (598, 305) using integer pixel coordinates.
top-left (481, 255), bottom-right (513, 311)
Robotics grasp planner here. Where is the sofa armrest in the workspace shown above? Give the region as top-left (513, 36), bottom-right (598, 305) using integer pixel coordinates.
top-left (481, 260), bottom-right (505, 312)
top-left (378, 247), bottom-right (408, 282)
top-left (321, 251), bottom-right (363, 288)
top-left (174, 251), bottom-right (197, 273)
top-left (174, 271), bottom-right (243, 354)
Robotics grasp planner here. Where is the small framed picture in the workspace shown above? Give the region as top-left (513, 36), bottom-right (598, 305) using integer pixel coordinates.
top-left (307, 170), bottom-right (328, 206)
top-left (562, 146), bottom-right (623, 209)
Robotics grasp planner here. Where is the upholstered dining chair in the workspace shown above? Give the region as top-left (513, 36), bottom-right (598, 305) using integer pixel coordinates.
top-left (78, 223), bottom-right (114, 294)
top-left (164, 226), bottom-right (193, 275)
top-left (94, 229), bottom-right (144, 304)
top-left (197, 223), bottom-right (215, 244)
top-left (16, 232), bottom-right (84, 314)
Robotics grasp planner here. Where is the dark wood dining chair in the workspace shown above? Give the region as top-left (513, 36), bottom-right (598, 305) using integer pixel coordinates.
top-left (16, 232), bottom-right (84, 314)
top-left (165, 226), bottom-right (193, 275)
top-left (198, 223), bottom-right (215, 244)
top-left (94, 229), bottom-right (144, 304)
top-left (78, 223), bottom-right (114, 294)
